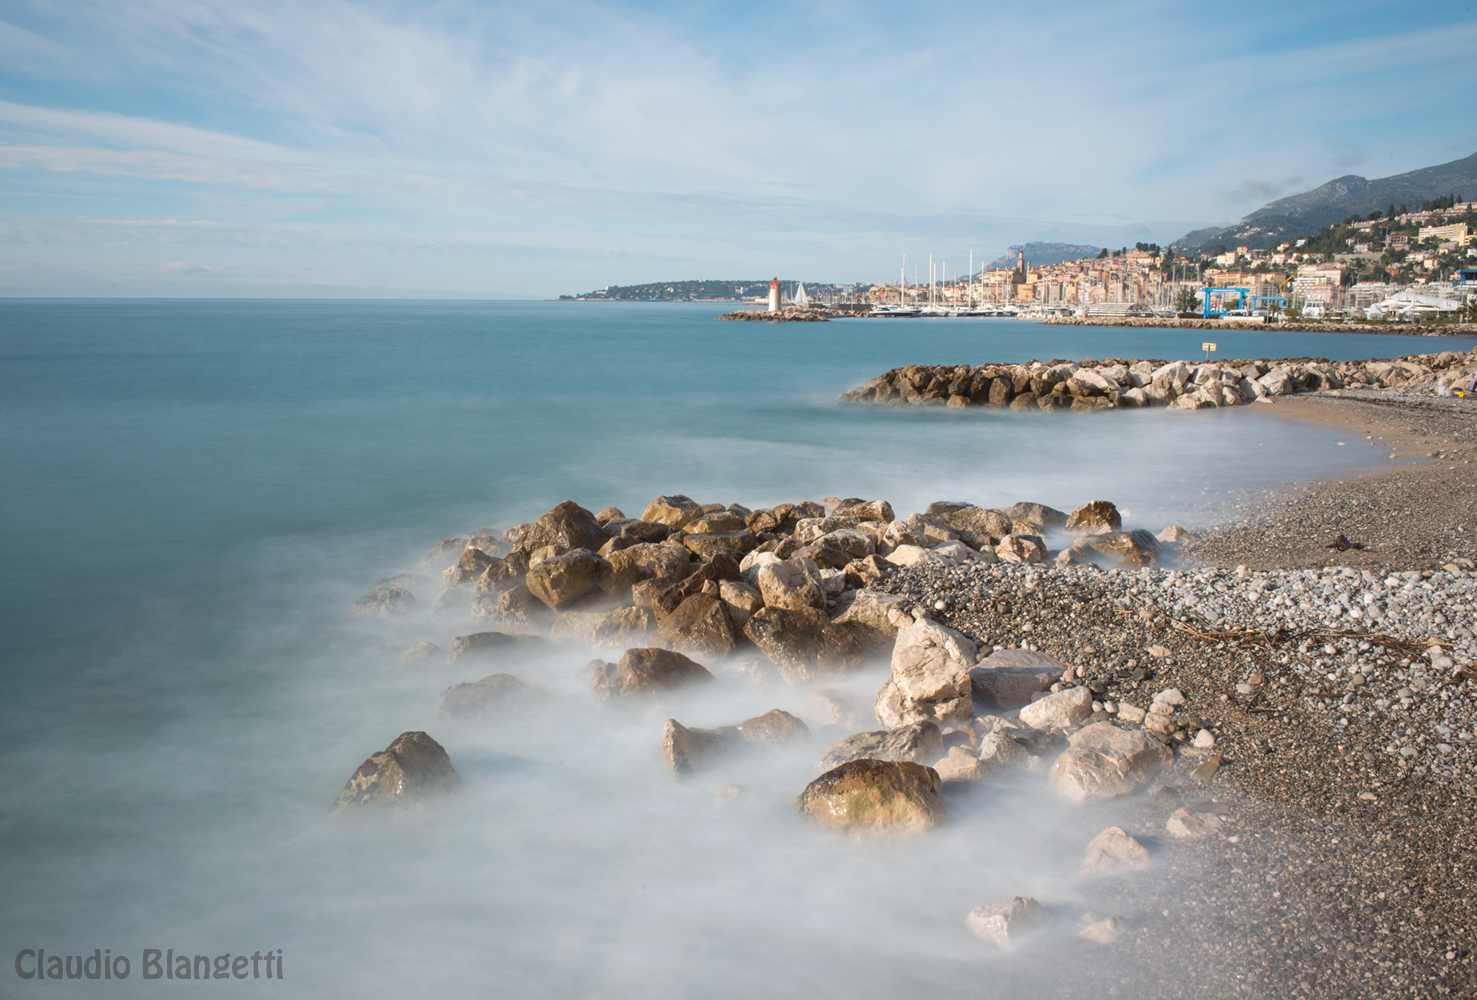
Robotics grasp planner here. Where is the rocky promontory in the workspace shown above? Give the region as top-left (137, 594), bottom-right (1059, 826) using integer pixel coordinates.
top-left (839, 349), bottom-right (1477, 411)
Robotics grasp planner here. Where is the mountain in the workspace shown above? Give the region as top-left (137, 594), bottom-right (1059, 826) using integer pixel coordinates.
top-left (985, 242), bottom-right (1103, 271)
top-left (1171, 151), bottom-right (1477, 254)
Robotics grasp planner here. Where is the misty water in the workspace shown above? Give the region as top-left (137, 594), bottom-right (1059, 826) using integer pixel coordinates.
top-left (2, 300), bottom-right (1472, 996)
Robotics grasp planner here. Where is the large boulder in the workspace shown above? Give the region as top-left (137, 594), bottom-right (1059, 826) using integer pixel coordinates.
top-left (816, 719), bottom-right (944, 771)
top-left (756, 556), bottom-right (827, 611)
top-left (590, 647), bottom-right (714, 701)
top-left (525, 549), bottom-right (605, 611)
top-left (331, 731), bottom-right (459, 814)
top-left (812, 529), bottom-right (877, 561)
top-left (829, 589), bottom-right (909, 654)
top-left (742, 606), bottom-right (865, 683)
top-left (1049, 722), bottom-right (1174, 803)
top-left (1064, 501), bottom-right (1122, 535)
top-left (640, 494), bottom-right (707, 529)
top-left (717, 580), bottom-right (764, 628)
top-left (515, 501), bottom-right (609, 556)
top-left (438, 673), bottom-right (547, 718)
top-left (597, 542), bottom-right (690, 599)
top-left (917, 503), bottom-right (1013, 550)
top-left (795, 759), bottom-right (947, 837)
top-left (1002, 502), bottom-right (1068, 531)
top-left (995, 534), bottom-right (1046, 564)
top-left (1018, 686), bottom-right (1093, 731)
top-left (653, 592), bottom-right (741, 660)
top-left (874, 619), bottom-right (977, 728)
top-left (661, 709), bottom-right (810, 778)
top-left (969, 648), bottom-right (1065, 709)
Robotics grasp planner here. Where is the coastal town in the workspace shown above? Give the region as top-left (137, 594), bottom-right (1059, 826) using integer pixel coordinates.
top-left (568, 200), bottom-right (1477, 325)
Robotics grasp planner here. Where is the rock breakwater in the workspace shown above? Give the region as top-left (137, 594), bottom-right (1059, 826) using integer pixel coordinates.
top-left (839, 349), bottom-right (1477, 411)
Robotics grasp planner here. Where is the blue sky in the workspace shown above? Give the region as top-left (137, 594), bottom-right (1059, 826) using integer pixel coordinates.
top-left (1, 0), bottom-right (1474, 297)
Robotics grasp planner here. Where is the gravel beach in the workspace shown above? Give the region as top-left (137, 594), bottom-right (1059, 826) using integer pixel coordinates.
top-left (875, 388), bottom-right (1477, 999)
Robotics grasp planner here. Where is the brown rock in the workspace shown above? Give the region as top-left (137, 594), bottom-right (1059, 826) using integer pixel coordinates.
top-left (1085, 529), bottom-right (1161, 567)
top-left (331, 731), bottom-right (458, 814)
top-left (417, 537), bottom-right (469, 573)
top-left (795, 759), bottom-right (947, 837)
top-left (475, 558), bottom-right (520, 595)
top-left (599, 542), bottom-right (691, 600)
top-left (833, 499), bottom-right (895, 523)
top-left (828, 588), bottom-right (908, 654)
top-left (652, 550), bottom-right (743, 615)
top-left (1064, 500), bottom-right (1122, 535)
top-left (640, 494), bottom-right (706, 529)
top-left (395, 640), bottom-right (442, 668)
top-left (933, 745), bottom-right (987, 782)
top-left (756, 556), bottom-right (827, 611)
top-left (965, 897), bottom-right (1044, 948)
top-left (594, 507), bottom-right (624, 524)
top-left (1003, 502), bottom-right (1069, 531)
top-left (470, 584), bottom-right (553, 631)
top-left (653, 592), bottom-right (741, 660)
top-left (590, 647), bottom-right (714, 700)
top-left (661, 708), bottom-right (810, 778)
top-left (351, 584), bottom-right (415, 618)
top-left (742, 606), bottom-right (865, 683)
top-left (525, 548), bottom-right (605, 610)
top-left (443, 631), bottom-right (542, 664)
top-left (843, 554), bottom-right (893, 590)
top-left (515, 501), bottom-right (609, 555)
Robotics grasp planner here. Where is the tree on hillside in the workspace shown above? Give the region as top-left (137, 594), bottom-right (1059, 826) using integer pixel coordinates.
top-left (1097, 248), bottom-right (1108, 259)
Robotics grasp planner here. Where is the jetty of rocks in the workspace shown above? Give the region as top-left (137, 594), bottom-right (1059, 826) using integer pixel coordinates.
top-left (838, 349), bottom-right (1477, 411)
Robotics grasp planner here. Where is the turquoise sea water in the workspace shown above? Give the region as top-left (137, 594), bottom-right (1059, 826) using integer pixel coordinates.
top-left (1, 300), bottom-right (1471, 997)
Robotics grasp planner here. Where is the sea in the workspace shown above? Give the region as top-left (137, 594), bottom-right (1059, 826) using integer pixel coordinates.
top-left (2, 299), bottom-right (1471, 998)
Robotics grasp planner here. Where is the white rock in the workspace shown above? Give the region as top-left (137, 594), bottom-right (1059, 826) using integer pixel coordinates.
top-left (1152, 688), bottom-right (1185, 706)
top-left (1192, 729), bottom-right (1215, 749)
top-left (873, 618), bottom-right (978, 729)
top-left (1050, 722), bottom-right (1174, 803)
top-left (1166, 807), bottom-right (1223, 839)
top-left (965, 897), bottom-right (1044, 949)
top-left (1019, 686), bottom-right (1093, 731)
top-left (1117, 703), bottom-right (1147, 724)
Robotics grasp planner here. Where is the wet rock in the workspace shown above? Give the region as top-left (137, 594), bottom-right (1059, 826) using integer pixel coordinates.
top-left (965, 897), bottom-right (1044, 949)
top-left (1166, 807), bottom-right (1224, 839)
top-left (396, 640), bottom-right (442, 668)
top-left (915, 504), bottom-right (1013, 550)
top-left (438, 673), bottom-right (548, 718)
top-left (475, 558), bottom-right (521, 595)
top-left (515, 501), bottom-right (610, 556)
top-left (1018, 686), bottom-right (1093, 731)
top-left (590, 647), bottom-right (714, 700)
top-left (1064, 501), bottom-right (1122, 535)
top-left (1080, 825), bottom-right (1151, 876)
top-left (1085, 530), bottom-right (1162, 567)
top-left (742, 606), bottom-right (865, 683)
top-left (1050, 722), bottom-right (1173, 803)
top-left (352, 583), bottom-right (415, 618)
top-left (443, 630), bottom-right (542, 664)
top-left (470, 584), bottom-right (553, 632)
top-left (443, 547), bottom-right (499, 590)
top-left (588, 606), bottom-right (658, 648)
top-left (874, 618), bottom-right (977, 729)
top-left (969, 648), bottom-right (1065, 709)
top-left (756, 556), bottom-right (827, 611)
top-left (816, 719), bottom-right (944, 771)
top-left (331, 731), bottom-right (459, 814)
top-left (829, 589), bottom-right (908, 653)
top-left (526, 549), bottom-right (605, 610)
top-left (796, 759), bottom-right (947, 837)
top-left (594, 507), bottom-right (624, 524)
top-left (661, 708), bottom-right (810, 778)
top-left (653, 592), bottom-right (741, 660)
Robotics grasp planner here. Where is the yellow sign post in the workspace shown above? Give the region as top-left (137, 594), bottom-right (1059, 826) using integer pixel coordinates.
top-left (1202, 342), bottom-right (1217, 360)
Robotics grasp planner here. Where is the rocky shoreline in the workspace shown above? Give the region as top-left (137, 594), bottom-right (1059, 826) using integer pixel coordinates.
top-left (839, 348), bottom-right (1477, 411)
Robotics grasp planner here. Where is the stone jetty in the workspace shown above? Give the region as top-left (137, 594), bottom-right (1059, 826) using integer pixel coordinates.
top-left (838, 349), bottom-right (1477, 411)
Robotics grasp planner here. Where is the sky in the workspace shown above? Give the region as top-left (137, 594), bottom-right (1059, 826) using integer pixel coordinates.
top-left (0, 0), bottom-right (1474, 298)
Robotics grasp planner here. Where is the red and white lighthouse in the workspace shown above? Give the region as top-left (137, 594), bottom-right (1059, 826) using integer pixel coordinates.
top-left (767, 277), bottom-right (780, 313)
